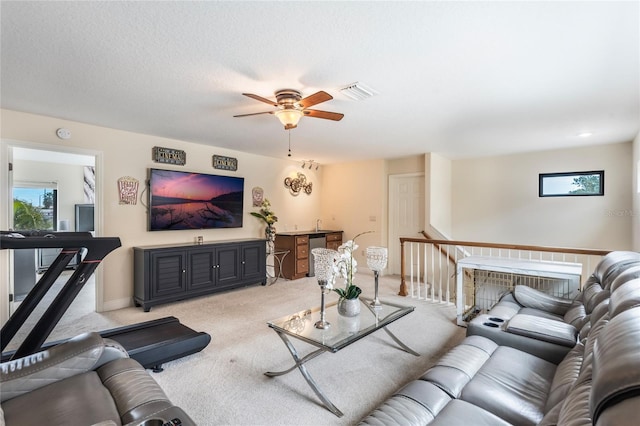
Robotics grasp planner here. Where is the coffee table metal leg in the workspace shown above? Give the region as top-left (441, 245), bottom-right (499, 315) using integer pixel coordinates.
top-left (382, 327), bottom-right (420, 356)
top-left (265, 331), bottom-right (344, 417)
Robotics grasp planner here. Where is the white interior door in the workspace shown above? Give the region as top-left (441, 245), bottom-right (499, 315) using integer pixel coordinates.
top-left (388, 173), bottom-right (424, 275)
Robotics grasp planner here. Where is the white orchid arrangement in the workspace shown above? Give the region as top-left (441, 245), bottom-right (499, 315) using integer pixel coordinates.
top-left (330, 231), bottom-right (373, 300)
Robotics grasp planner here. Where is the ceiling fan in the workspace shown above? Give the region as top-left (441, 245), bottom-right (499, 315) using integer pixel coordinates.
top-left (233, 89), bottom-right (344, 130)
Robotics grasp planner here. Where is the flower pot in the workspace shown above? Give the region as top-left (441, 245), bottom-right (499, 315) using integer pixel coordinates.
top-left (337, 297), bottom-right (361, 317)
top-left (266, 225), bottom-right (276, 253)
top-left (338, 314), bottom-right (361, 333)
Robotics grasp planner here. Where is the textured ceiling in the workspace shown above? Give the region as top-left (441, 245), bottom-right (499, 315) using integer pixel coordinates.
top-left (1, 1), bottom-right (638, 164)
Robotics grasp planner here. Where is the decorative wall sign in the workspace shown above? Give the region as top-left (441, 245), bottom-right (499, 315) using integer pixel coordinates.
top-left (153, 146), bottom-right (186, 165)
top-left (213, 155), bottom-right (238, 171)
top-left (252, 187), bottom-right (264, 206)
top-left (284, 172), bottom-right (312, 196)
top-left (118, 176), bottom-right (139, 205)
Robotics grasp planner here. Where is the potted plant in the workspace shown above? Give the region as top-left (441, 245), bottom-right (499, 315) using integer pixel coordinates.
top-left (331, 231), bottom-right (373, 316)
top-left (251, 198), bottom-right (278, 251)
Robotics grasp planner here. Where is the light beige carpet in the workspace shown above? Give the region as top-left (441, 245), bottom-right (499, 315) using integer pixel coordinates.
top-left (6, 272), bottom-right (465, 426)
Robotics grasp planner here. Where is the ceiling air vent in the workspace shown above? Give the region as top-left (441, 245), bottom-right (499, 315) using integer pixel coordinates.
top-left (340, 82), bottom-right (378, 101)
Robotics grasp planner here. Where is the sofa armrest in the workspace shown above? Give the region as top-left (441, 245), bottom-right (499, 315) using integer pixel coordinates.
top-left (467, 314), bottom-right (573, 364)
top-left (505, 314), bottom-right (578, 347)
top-left (0, 332), bottom-right (128, 403)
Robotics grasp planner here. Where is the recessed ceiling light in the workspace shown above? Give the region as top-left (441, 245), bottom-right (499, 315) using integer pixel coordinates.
top-left (577, 132), bottom-right (593, 138)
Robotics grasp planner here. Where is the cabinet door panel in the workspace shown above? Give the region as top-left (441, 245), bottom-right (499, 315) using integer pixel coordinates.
top-left (189, 249), bottom-right (215, 290)
top-left (151, 251), bottom-right (186, 298)
top-left (216, 246), bottom-right (240, 286)
top-left (242, 242), bottom-right (266, 281)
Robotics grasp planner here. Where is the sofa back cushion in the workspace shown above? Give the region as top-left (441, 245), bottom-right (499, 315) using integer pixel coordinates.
top-left (609, 265), bottom-right (640, 293)
top-left (608, 278), bottom-right (640, 317)
top-left (591, 307), bottom-right (640, 423)
top-left (593, 251), bottom-right (640, 290)
top-left (545, 342), bottom-right (585, 412)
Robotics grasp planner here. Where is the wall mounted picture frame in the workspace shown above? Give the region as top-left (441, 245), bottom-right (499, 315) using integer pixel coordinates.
top-left (539, 170), bottom-right (604, 197)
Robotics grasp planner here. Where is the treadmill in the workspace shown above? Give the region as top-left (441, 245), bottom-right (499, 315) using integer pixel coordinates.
top-left (1, 231), bottom-right (211, 372)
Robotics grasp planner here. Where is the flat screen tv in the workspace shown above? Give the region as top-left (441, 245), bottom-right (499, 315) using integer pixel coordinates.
top-left (148, 168), bottom-right (244, 231)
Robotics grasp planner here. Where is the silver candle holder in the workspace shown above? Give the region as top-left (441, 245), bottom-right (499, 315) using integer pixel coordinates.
top-left (366, 246), bottom-right (388, 308)
top-left (311, 248), bottom-right (338, 329)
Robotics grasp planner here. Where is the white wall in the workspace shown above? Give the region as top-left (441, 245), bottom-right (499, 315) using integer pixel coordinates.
top-left (633, 133), bottom-right (640, 251)
top-left (429, 153), bottom-right (452, 237)
top-left (1, 109), bottom-right (322, 319)
top-left (320, 159), bottom-right (387, 261)
top-left (2, 108), bottom-right (636, 325)
top-left (452, 142), bottom-right (633, 250)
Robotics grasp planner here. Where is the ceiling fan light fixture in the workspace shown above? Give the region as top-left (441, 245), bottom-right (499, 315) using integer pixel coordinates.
top-left (274, 109), bottom-right (303, 128)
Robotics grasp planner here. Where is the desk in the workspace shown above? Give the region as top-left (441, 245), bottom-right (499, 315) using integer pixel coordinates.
top-left (265, 298), bottom-right (417, 417)
top-left (266, 250), bottom-right (290, 285)
top-left (456, 256), bottom-right (582, 326)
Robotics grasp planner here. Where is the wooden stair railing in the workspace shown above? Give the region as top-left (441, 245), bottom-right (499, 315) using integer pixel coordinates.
top-left (420, 230), bottom-right (461, 267)
top-left (399, 237), bottom-right (611, 297)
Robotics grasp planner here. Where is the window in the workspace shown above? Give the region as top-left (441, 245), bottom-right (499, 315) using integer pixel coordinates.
top-left (13, 182), bottom-right (58, 230)
top-left (539, 171), bottom-right (604, 197)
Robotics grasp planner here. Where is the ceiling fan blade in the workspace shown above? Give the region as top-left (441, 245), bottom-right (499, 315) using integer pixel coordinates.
top-left (298, 91), bottom-right (332, 108)
top-left (233, 111), bottom-right (275, 118)
top-left (303, 109), bottom-right (344, 121)
top-left (242, 93), bottom-right (278, 106)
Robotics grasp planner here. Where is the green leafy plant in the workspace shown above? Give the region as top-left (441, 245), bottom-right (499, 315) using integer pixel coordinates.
top-left (13, 198), bottom-right (51, 230)
top-left (250, 198), bottom-right (278, 225)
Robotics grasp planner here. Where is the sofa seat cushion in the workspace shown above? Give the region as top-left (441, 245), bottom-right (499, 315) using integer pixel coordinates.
top-left (359, 380), bottom-right (451, 425)
top-left (460, 346), bottom-right (556, 426)
top-left (420, 335), bottom-right (497, 397)
top-left (429, 399), bottom-right (512, 426)
top-left (1, 371), bottom-right (121, 425)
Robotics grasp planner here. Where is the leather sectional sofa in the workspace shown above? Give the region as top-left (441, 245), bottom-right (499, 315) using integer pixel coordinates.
top-left (360, 251), bottom-right (640, 425)
top-left (1, 332), bottom-right (195, 425)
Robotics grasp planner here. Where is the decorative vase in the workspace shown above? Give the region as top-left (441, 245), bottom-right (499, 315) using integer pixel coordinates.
top-left (338, 314), bottom-right (361, 334)
top-left (312, 248), bottom-right (338, 329)
top-left (337, 297), bottom-right (361, 317)
top-left (366, 246), bottom-right (388, 308)
top-left (266, 225), bottom-right (276, 254)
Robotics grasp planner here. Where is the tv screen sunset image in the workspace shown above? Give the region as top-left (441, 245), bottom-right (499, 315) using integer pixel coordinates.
top-left (149, 169), bottom-right (244, 231)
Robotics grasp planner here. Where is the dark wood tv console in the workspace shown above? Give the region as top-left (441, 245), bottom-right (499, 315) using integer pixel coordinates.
top-left (133, 238), bottom-right (266, 311)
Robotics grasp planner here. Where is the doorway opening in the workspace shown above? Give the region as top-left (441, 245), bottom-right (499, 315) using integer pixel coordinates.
top-left (4, 144), bottom-right (100, 328)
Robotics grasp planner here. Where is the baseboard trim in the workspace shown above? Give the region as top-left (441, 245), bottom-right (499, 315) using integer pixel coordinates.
top-left (99, 297), bottom-right (132, 312)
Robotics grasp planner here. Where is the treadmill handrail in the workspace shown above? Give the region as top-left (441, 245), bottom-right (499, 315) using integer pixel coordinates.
top-left (1, 231), bottom-right (122, 357)
top-left (1, 231), bottom-right (121, 262)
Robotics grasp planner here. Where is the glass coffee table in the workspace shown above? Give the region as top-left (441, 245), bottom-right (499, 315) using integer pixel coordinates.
top-left (265, 298), bottom-right (418, 417)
